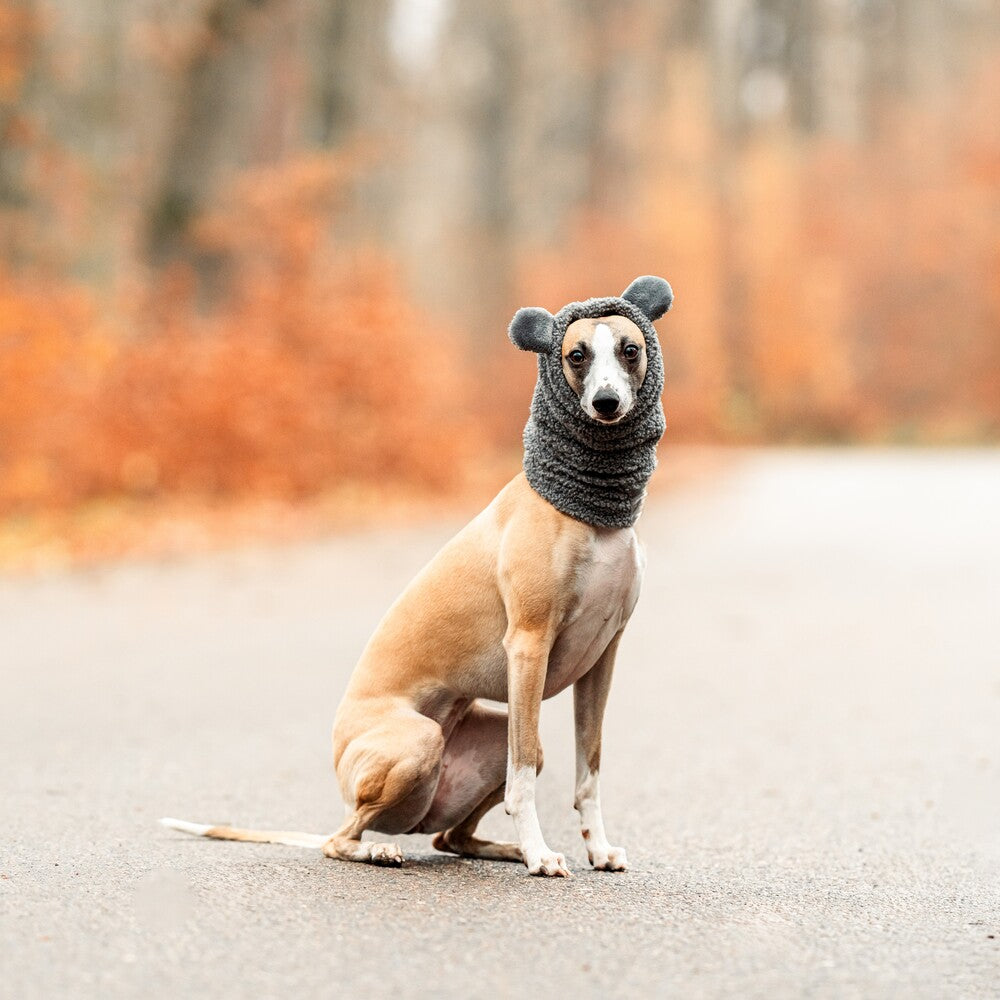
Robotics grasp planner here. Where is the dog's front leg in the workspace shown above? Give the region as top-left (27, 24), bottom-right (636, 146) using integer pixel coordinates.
top-left (573, 632), bottom-right (628, 871)
top-left (503, 626), bottom-right (569, 877)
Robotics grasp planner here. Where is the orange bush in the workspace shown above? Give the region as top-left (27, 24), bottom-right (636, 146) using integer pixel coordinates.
top-left (517, 53), bottom-right (1000, 444)
top-left (0, 155), bottom-right (477, 516)
top-left (0, 272), bottom-right (111, 509)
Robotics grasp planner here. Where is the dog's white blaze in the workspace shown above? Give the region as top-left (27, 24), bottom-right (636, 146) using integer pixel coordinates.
top-left (583, 323), bottom-right (632, 418)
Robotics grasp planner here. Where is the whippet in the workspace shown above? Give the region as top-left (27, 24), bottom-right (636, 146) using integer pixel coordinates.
top-left (163, 275), bottom-right (673, 877)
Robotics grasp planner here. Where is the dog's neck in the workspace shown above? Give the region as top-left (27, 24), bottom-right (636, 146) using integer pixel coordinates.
top-left (522, 393), bottom-right (664, 529)
top-left (521, 298), bottom-right (665, 529)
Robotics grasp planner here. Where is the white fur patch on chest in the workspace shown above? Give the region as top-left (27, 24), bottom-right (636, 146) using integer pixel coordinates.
top-left (543, 528), bottom-right (644, 698)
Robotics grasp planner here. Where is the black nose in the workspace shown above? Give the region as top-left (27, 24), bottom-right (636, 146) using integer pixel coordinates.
top-left (592, 389), bottom-right (620, 417)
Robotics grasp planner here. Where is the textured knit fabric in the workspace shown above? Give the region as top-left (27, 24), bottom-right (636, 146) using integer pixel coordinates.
top-left (522, 296), bottom-right (665, 528)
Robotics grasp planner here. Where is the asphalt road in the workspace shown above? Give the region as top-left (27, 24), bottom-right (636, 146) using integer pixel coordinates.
top-left (2, 450), bottom-right (998, 999)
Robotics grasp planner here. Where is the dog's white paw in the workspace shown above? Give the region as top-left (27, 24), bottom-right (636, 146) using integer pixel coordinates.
top-left (588, 845), bottom-right (628, 872)
top-left (369, 842), bottom-right (403, 867)
top-left (525, 851), bottom-right (571, 878)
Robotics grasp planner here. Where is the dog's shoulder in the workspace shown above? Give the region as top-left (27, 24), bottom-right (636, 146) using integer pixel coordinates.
top-left (492, 475), bottom-right (596, 622)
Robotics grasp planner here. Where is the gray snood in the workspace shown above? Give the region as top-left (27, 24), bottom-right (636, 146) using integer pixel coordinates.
top-left (522, 296), bottom-right (665, 529)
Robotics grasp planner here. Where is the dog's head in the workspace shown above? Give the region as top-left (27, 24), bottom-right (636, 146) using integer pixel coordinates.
top-left (559, 315), bottom-right (647, 423)
top-left (508, 275), bottom-right (673, 424)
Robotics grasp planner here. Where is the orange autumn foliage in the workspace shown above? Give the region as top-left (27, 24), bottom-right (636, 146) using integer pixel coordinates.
top-left (2, 30), bottom-right (999, 529)
top-left (0, 156), bottom-right (476, 516)
top-left (518, 53), bottom-right (1000, 445)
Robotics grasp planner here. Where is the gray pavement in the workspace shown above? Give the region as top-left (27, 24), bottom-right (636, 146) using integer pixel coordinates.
top-left (2, 449), bottom-right (999, 999)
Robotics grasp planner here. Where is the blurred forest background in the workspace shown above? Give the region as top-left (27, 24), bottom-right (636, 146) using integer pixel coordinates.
top-left (1, 0), bottom-right (999, 559)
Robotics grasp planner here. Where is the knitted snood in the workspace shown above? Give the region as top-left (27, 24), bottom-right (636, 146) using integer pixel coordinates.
top-left (522, 297), bottom-right (665, 529)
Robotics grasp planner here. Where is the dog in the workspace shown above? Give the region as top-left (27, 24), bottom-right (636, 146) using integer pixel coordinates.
top-left (163, 275), bottom-right (673, 877)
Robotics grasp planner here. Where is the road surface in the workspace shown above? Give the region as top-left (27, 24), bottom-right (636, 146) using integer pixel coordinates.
top-left (2, 450), bottom-right (998, 998)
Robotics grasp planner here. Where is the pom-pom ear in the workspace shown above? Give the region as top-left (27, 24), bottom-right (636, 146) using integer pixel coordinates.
top-left (508, 307), bottom-right (556, 353)
top-left (621, 275), bottom-right (673, 322)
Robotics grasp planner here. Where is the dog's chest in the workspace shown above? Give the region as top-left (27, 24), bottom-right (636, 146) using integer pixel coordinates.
top-left (543, 527), bottom-right (644, 698)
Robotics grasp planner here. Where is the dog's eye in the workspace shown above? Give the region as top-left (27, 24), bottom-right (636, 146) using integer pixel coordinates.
top-left (567, 349), bottom-right (585, 365)
top-left (622, 344), bottom-right (640, 361)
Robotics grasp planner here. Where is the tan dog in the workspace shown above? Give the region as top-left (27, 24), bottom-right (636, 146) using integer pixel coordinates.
top-left (163, 278), bottom-right (672, 877)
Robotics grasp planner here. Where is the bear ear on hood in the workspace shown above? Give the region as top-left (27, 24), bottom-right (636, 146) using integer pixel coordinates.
top-left (508, 306), bottom-right (556, 353)
top-left (622, 275), bottom-right (673, 322)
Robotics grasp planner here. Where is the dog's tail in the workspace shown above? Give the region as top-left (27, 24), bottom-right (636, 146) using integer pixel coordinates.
top-left (159, 817), bottom-right (328, 850)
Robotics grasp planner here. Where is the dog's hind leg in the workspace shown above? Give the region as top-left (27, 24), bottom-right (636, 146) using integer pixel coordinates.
top-left (325, 707), bottom-right (445, 867)
top-left (432, 784), bottom-right (521, 862)
top-left (321, 812), bottom-right (405, 867)
top-left (428, 704), bottom-right (542, 863)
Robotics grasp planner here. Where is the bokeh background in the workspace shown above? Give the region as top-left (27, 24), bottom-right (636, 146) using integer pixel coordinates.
top-left (1, 0), bottom-right (998, 565)
top-left (4, 8), bottom-right (1000, 993)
